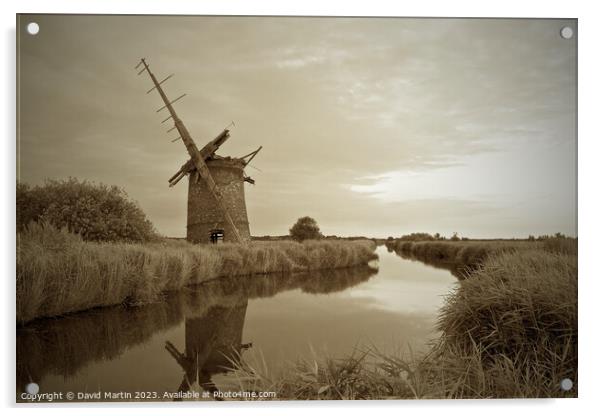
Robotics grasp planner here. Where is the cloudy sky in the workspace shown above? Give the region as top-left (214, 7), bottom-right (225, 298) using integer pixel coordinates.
top-left (17, 15), bottom-right (576, 238)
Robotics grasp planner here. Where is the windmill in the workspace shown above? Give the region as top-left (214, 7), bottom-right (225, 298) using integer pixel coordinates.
top-left (136, 58), bottom-right (261, 244)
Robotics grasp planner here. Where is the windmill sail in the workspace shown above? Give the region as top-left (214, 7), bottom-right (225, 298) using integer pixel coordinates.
top-left (138, 58), bottom-right (245, 244)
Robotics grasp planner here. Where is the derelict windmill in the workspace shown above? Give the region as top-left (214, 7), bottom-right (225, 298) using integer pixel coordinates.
top-left (136, 58), bottom-right (262, 244)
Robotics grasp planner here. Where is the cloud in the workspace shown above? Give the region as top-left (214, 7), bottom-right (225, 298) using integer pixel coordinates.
top-left (18, 16), bottom-right (577, 238)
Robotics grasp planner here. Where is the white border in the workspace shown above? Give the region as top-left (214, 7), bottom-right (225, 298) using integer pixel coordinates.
top-left (3, 1), bottom-right (600, 415)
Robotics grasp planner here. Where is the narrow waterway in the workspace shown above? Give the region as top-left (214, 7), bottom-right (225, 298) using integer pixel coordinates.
top-left (17, 246), bottom-right (458, 401)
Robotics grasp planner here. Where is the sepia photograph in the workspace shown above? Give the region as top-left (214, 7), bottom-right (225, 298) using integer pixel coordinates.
top-left (15, 14), bottom-right (577, 402)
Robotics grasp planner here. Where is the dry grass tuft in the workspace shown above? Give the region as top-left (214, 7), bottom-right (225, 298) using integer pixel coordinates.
top-left (420, 248), bottom-right (578, 398)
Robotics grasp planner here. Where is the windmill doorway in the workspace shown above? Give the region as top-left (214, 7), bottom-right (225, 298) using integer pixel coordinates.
top-left (210, 229), bottom-right (224, 244)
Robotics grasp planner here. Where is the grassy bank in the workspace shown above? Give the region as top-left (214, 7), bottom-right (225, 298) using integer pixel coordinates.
top-left (16, 223), bottom-right (378, 324)
top-left (229, 241), bottom-right (577, 399)
top-left (385, 238), bottom-right (577, 277)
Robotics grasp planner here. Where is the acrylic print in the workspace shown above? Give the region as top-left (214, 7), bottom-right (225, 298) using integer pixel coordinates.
top-left (16, 15), bottom-right (577, 401)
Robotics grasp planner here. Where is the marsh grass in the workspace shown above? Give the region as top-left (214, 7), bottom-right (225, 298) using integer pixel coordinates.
top-left (421, 248), bottom-right (578, 398)
top-left (386, 239), bottom-right (540, 274)
top-left (17, 222), bottom-right (378, 323)
top-left (224, 348), bottom-right (413, 400)
top-left (227, 243), bottom-right (577, 399)
top-left (387, 238), bottom-right (577, 271)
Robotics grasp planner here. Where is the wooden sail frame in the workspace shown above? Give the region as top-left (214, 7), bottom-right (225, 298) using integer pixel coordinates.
top-left (137, 58), bottom-right (245, 244)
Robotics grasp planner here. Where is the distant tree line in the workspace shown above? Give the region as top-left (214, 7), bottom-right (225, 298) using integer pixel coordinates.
top-left (528, 232), bottom-right (569, 241)
top-left (385, 232), bottom-right (573, 242)
top-left (17, 178), bottom-right (159, 242)
top-left (386, 232), bottom-right (463, 241)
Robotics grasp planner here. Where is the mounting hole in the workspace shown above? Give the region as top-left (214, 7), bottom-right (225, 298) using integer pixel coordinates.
top-left (25, 382), bottom-right (39, 395)
top-left (560, 26), bottom-right (573, 40)
top-left (26, 22), bottom-right (40, 35)
top-left (560, 378), bottom-right (573, 391)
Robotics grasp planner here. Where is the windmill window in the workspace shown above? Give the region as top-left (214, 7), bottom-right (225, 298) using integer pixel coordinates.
top-left (210, 230), bottom-right (224, 244)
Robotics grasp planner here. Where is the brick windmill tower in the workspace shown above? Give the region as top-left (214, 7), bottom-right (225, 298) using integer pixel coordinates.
top-left (136, 59), bottom-right (261, 244)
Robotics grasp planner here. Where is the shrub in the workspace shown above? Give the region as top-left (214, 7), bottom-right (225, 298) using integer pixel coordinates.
top-left (17, 178), bottom-right (158, 242)
top-left (289, 216), bottom-right (323, 242)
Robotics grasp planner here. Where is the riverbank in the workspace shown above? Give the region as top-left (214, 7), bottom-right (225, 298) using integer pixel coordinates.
top-left (230, 239), bottom-right (578, 399)
top-left (16, 222), bottom-right (378, 324)
top-left (384, 238), bottom-right (576, 277)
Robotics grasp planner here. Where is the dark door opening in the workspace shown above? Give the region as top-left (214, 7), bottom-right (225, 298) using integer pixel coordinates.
top-left (210, 229), bottom-right (224, 244)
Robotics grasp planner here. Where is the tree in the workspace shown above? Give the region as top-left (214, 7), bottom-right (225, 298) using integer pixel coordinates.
top-left (450, 232), bottom-right (460, 241)
top-left (289, 216), bottom-right (323, 242)
top-left (16, 178), bottom-right (159, 242)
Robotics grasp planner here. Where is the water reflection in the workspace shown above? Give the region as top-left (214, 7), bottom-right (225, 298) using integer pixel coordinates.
top-left (17, 266), bottom-right (377, 398)
top-left (385, 245), bottom-right (467, 278)
top-left (165, 302), bottom-right (251, 400)
top-left (17, 295), bottom-right (184, 394)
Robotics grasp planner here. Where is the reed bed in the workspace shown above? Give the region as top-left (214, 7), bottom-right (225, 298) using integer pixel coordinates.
top-left (16, 222), bottom-right (377, 323)
top-left (386, 239), bottom-right (528, 269)
top-left (418, 248), bottom-right (578, 398)
top-left (228, 243), bottom-right (577, 399)
top-left (385, 238), bottom-right (576, 276)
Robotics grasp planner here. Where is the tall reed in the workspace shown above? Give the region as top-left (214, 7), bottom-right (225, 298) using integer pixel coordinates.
top-left (420, 248), bottom-right (578, 398)
top-left (17, 222), bottom-right (378, 323)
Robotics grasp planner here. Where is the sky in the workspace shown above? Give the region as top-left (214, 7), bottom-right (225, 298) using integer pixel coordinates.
top-left (17, 15), bottom-right (577, 238)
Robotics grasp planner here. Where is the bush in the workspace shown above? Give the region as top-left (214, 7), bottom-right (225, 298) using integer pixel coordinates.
top-left (289, 216), bottom-right (323, 242)
top-left (17, 178), bottom-right (158, 242)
